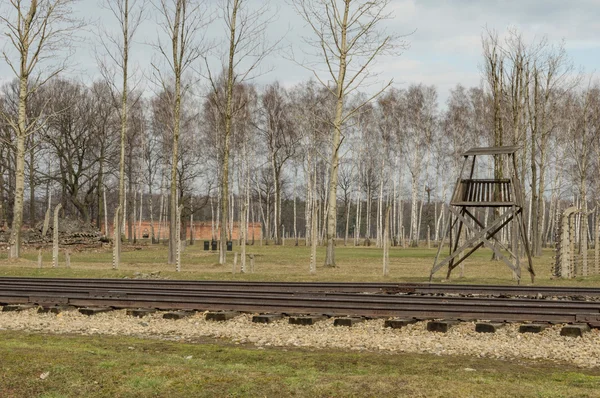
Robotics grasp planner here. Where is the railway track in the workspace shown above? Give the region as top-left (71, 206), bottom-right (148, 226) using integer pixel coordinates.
top-left (1, 277), bottom-right (600, 326)
top-left (2, 277), bottom-right (600, 296)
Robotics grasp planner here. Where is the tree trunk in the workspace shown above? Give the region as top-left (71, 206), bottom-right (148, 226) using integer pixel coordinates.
top-left (354, 187), bottom-right (360, 246)
top-left (29, 145), bottom-right (35, 226)
top-left (310, 197), bottom-right (317, 274)
top-left (241, 141), bottom-right (249, 272)
top-left (581, 177), bottom-right (588, 276)
top-left (132, 189), bottom-right (137, 243)
top-left (382, 204), bottom-right (390, 276)
top-left (304, 160), bottom-right (312, 246)
top-left (410, 174), bottom-right (419, 247)
top-left (96, 153), bottom-right (104, 232)
top-left (0, 161), bottom-right (5, 228)
top-left (530, 93), bottom-right (539, 256)
top-left (377, 167), bottom-right (383, 247)
top-left (167, 0), bottom-right (185, 265)
top-left (366, 184), bottom-right (371, 240)
top-left (10, 64), bottom-right (31, 258)
top-left (271, 159), bottom-right (280, 245)
top-left (324, 2), bottom-right (350, 267)
top-left (149, 186), bottom-right (155, 243)
top-left (138, 191), bottom-right (143, 241)
top-left (157, 187), bottom-right (164, 243)
top-left (293, 168), bottom-right (298, 246)
top-left (218, 0), bottom-right (239, 264)
top-left (103, 188), bottom-right (108, 237)
top-left (594, 201), bottom-right (600, 275)
top-left (117, 0), bottom-right (130, 262)
top-left (344, 192), bottom-right (351, 246)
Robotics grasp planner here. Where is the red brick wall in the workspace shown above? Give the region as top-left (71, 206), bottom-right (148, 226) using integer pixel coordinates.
top-left (116, 221), bottom-right (262, 240)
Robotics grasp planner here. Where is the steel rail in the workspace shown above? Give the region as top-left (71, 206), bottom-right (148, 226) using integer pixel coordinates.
top-left (1, 277), bottom-right (600, 296)
top-left (0, 288), bottom-right (594, 314)
top-left (1, 277), bottom-right (600, 325)
top-left (1, 283), bottom-right (600, 310)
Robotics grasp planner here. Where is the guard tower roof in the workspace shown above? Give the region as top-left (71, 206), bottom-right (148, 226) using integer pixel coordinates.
top-left (462, 145), bottom-right (520, 157)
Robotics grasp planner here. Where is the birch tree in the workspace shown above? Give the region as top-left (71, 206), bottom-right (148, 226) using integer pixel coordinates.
top-left (90, 81), bottom-right (119, 234)
top-left (141, 101), bottom-right (162, 242)
top-left (205, 0), bottom-right (277, 264)
top-left (97, 0), bottom-right (145, 262)
top-left (292, 0), bottom-right (407, 266)
top-left (0, 0), bottom-right (82, 257)
top-left (402, 85), bottom-right (437, 246)
top-left (482, 29), bottom-right (505, 259)
top-left (526, 42), bottom-right (574, 255)
top-left (288, 80), bottom-right (332, 249)
top-left (565, 85), bottom-right (600, 276)
top-left (153, 0), bottom-right (209, 264)
top-left (258, 83), bottom-right (300, 245)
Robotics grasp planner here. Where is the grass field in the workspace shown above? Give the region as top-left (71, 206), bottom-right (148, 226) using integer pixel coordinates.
top-left (1, 240), bottom-right (599, 286)
top-left (1, 242), bottom-right (600, 397)
top-left (1, 331), bottom-right (599, 398)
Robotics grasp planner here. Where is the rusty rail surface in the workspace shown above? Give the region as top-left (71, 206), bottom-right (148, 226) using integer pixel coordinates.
top-left (1, 277), bottom-right (600, 296)
top-left (1, 277), bottom-right (600, 325)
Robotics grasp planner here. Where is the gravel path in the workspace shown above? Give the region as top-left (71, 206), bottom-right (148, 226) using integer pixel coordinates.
top-left (1, 307), bottom-right (599, 368)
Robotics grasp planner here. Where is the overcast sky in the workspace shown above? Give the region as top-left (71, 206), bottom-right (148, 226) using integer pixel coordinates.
top-left (1, 0), bottom-right (599, 106)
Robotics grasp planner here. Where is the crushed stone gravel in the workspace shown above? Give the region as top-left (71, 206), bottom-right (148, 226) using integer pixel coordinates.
top-left (1, 307), bottom-right (599, 368)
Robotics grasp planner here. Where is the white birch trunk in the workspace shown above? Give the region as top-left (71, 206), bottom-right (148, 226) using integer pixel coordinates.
top-left (103, 188), bottom-right (108, 237)
top-left (383, 205), bottom-right (390, 276)
top-left (354, 188), bottom-right (361, 246)
top-left (410, 174), bottom-right (419, 246)
top-left (138, 191), bottom-right (143, 240)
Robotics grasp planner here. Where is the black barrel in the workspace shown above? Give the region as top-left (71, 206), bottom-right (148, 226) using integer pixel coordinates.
top-left (211, 240), bottom-right (217, 251)
top-left (203, 241), bottom-right (210, 251)
top-left (227, 241), bottom-right (233, 251)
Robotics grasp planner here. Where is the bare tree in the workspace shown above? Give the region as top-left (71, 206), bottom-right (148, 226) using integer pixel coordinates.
top-left (482, 29), bottom-right (505, 260)
top-left (0, 0), bottom-right (82, 257)
top-left (89, 81), bottom-right (119, 234)
top-left (565, 85), bottom-right (600, 276)
top-left (40, 79), bottom-right (101, 222)
top-left (141, 98), bottom-right (162, 242)
top-left (402, 85), bottom-right (437, 246)
top-left (288, 80), bottom-right (332, 250)
top-left (526, 42), bottom-right (574, 255)
top-left (96, 0), bottom-right (146, 262)
top-left (292, 0), bottom-right (408, 266)
top-left (257, 82), bottom-right (300, 245)
top-left (204, 0), bottom-right (278, 264)
top-left (152, 0), bottom-right (209, 264)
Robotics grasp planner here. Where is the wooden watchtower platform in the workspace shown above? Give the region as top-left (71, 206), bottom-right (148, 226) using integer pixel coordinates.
top-left (429, 146), bottom-right (535, 283)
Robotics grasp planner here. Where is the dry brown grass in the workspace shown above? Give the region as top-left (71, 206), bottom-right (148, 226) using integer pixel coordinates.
top-left (1, 240), bottom-right (599, 286)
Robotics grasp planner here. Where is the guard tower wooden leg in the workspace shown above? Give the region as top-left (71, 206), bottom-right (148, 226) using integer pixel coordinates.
top-left (517, 210), bottom-right (535, 283)
top-left (446, 209), bottom-right (466, 279)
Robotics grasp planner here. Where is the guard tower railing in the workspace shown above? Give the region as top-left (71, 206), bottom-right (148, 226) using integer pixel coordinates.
top-left (450, 178), bottom-right (523, 207)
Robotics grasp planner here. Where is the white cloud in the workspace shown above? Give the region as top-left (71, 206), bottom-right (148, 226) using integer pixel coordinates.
top-left (1, 0), bottom-right (598, 106)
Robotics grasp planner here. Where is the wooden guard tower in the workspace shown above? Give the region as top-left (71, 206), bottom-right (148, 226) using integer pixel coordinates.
top-left (429, 146), bottom-right (535, 283)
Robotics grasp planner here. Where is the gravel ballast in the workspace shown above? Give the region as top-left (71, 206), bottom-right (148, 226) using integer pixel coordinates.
top-left (1, 307), bottom-right (599, 368)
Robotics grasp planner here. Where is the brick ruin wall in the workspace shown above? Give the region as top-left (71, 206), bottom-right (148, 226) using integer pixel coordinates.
top-left (117, 221), bottom-right (262, 241)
